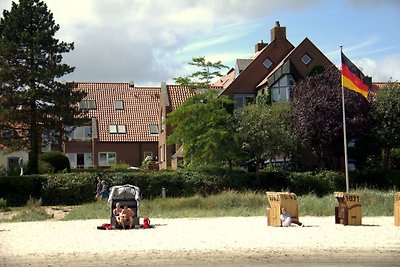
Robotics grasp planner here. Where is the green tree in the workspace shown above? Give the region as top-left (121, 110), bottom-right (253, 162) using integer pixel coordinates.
top-left (174, 56), bottom-right (228, 92)
top-left (291, 66), bottom-right (371, 170)
top-left (371, 81), bottom-right (400, 169)
top-left (235, 102), bottom-right (297, 173)
top-left (166, 91), bottom-right (238, 169)
top-left (0, 0), bottom-right (85, 174)
top-left (167, 56), bottom-right (238, 169)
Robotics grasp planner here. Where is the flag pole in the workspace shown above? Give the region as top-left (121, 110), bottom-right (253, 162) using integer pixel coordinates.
top-left (340, 46), bottom-right (350, 193)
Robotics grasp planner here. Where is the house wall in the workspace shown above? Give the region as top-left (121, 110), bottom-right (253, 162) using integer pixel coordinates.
top-left (95, 142), bottom-right (157, 167)
top-left (64, 141), bottom-right (157, 168)
top-left (0, 149), bottom-right (28, 172)
top-left (289, 38), bottom-right (333, 78)
top-left (158, 82), bottom-right (173, 170)
top-left (223, 24), bottom-right (295, 98)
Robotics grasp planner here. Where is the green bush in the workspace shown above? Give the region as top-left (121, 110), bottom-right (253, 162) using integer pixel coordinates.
top-left (390, 148), bottom-right (400, 170)
top-left (39, 161), bottom-right (55, 174)
top-left (0, 166), bottom-right (7, 176)
top-left (351, 168), bottom-right (400, 189)
top-left (41, 172), bottom-right (96, 205)
top-left (0, 198), bottom-right (7, 211)
top-left (39, 151), bottom-right (71, 173)
top-left (1, 165), bottom-right (398, 207)
top-left (0, 175), bottom-right (46, 206)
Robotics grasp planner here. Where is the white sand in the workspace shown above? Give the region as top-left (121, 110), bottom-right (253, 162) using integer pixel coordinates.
top-left (0, 216), bottom-right (399, 266)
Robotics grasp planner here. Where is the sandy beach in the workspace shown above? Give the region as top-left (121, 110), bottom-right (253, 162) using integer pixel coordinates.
top-left (0, 216), bottom-right (399, 266)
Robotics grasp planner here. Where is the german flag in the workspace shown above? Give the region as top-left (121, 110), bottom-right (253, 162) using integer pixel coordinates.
top-left (341, 52), bottom-right (369, 99)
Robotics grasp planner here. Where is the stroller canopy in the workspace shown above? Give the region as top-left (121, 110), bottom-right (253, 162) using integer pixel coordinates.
top-left (107, 184), bottom-right (140, 207)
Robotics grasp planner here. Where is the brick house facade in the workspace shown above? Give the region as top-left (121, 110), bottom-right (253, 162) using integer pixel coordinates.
top-left (64, 82), bottom-right (160, 169)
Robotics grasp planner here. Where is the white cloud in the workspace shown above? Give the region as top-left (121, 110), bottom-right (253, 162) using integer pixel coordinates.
top-left (355, 55), bottom-right (400, 82)
top-left (8, 0), bottom-right (398, 85)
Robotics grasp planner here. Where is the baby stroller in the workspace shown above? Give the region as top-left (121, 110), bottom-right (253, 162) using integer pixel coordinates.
top-left (107, 184), bottom-right (140, 228)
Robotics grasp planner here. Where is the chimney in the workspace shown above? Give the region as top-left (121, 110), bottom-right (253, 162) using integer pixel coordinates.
top-left (255, 40), bottom-right (268, 52)
top-left (271, 21), bottom-right (286, 42)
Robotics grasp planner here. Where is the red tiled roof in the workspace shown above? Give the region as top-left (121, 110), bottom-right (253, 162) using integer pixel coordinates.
top-left (371, 82), bottom-right (400, 94)
top-left (166, 85), bottom-right (223, 110)
top-left (373, 82), bottom-right (391, 88)
top-left (74, 82), bottom-right (160, 142)
top-left (166, 85), bottom-right (195, 110)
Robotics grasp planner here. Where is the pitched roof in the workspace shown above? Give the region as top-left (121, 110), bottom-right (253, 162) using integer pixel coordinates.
top-left (236, 59), bottom-right (253, 72)
top-left (166, 85), bottom-right (195, 110)
top-left (74, 82), bottom-right (160, 143)
top-left (213, 68), bottom-right (235, 89)
top-left (218, 30), bottom-right (295, 96)
top-left (165, 84), bottom-right (224, 110)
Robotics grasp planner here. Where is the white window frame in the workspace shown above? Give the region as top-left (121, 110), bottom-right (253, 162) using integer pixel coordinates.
top-left (115, 100), bottom-right (124, 110)
top-left (234, 93), bottom-right (255, 109)
top-left (271, 74), bottom-right (293, 103)
top-left (66, 153), bottom-right (93, 169)
top-left (161, 109), bottom-right (165, 132)
top-left (66, 153), bottom-right (77, 169)
top-left (301, 53), bottom-right (312, 65)
top-left (68, 126), bottom-right (92, 141)
top-left (98, 152), bottom-right (117, 166)
top-left (149, 124), bottom-right (159, 135)
top-left (109, 124), bottom-right (126, 134)
top-left (79, 99), bottom-right (96, 110)
top-left (263, 58), bottom-right (273, 69)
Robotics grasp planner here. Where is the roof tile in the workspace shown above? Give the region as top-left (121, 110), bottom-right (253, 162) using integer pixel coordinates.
top-left (74, 82), bottom-right (160, 142)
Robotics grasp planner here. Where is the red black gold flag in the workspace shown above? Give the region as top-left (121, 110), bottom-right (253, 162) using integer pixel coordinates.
top-left (341, 52), bottom-right (369, 99)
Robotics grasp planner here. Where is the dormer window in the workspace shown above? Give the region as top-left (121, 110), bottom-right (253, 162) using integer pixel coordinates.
top-left (79, 100), bottom-right (96, 110)
top-left (109, 124), bottom-right (126, 134)
top-left (115, 100), bottom-right (124, 110)
top-left (149, 124), bottom-right (159, 135)
top-left (263, 58), bottom-right (273, 69)
top-left (301, 53), bottom-right (312, 65)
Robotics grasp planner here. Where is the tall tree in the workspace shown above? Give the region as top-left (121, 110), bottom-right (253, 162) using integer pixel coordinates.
top-left (0, 0), bottom-right (85, 174)
top-left (291, 66), bottom-right (371, 170)
top-left (167, 56), bottom-right (239, 168)
top-left (174, 56), bottom-right (228, 92)
top-left (235, 102), bottom-right (297, 173)
top-left (371, 81), bottom-right (400, 169)
top-left (166, 90), bottom-right (239, 169)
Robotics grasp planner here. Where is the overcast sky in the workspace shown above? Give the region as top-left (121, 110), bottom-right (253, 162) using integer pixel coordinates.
top-left (1, 0), bottom-right (399, 86)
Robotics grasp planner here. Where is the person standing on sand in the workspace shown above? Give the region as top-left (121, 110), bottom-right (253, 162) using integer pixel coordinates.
top-left (100, 180), bottom-right (109, 199)
top-left (95, 177), bottom-right (102, 201)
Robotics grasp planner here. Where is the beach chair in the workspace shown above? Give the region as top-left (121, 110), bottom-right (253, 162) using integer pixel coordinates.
top-left (334, 192), bottom-right (362, 225)
top-left (108, 184), bottom-right (140, 228)
top-left (266, 192), bottom-right (299, 227)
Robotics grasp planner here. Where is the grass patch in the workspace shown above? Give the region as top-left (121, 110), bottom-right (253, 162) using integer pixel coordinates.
top-left (1, 189), bottom-right (396, 222)
top-left (142, 191), bottom-right (266, 218)
top-left (9, 197), bottom-right (51, 222)
top-left (357, 188), bottom-right (395, 216)
top-left (64, 200), bottom-right (109, 220)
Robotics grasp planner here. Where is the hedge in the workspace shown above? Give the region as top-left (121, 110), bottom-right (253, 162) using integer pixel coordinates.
top-left (0, 175), bottom-right (46, 206)
top-left (0, 168), bottom-right (396, 206)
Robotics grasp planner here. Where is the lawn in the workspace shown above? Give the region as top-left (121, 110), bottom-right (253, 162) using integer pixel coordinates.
top-left (0, 188), bottom-right (397, 222)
